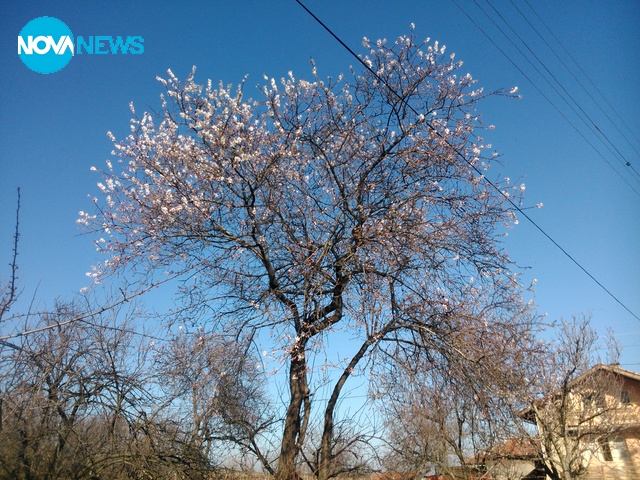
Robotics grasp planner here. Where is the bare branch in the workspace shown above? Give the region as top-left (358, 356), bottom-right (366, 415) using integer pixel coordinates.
top-left (0, 188), bottom-right (21, 322)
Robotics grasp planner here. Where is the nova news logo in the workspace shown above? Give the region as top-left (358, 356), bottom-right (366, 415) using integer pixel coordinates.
top-left (18, 16), bottom-right (144, 74)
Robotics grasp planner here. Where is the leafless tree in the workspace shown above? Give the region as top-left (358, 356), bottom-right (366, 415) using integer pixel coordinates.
top-left (80, 28), bottom-right (539, 479)
top-left (377, 309), bottom-right (538, 479)
top-left (517, 314), bottom-right (632, 480)
top-left (0, 298), bottom-right (219, 480)
top-left (300, 412), bottom-right (380, 479)
top-left (154, 328), bottom-right (277, 475)
top-left (380, 314), bottom-right (632, 480)
top-left (0, 193), bottom-right (266, 478)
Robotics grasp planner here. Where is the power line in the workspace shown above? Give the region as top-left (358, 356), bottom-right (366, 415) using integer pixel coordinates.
top-left (520, 0), bottom-right (640, 160)
top-left (451, 0), bottom-right (640, 197)
top-left (293, 0), bottom-right (639, 322)
top-left (479, 0), bottom-right (640, 187)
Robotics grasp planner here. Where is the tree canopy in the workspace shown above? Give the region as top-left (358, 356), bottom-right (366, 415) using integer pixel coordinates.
top-left (79, 31), bottom-right (538, 479)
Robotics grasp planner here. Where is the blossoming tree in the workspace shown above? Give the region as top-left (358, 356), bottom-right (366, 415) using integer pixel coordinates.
top-left (80, 31), bottom-right (537, 479)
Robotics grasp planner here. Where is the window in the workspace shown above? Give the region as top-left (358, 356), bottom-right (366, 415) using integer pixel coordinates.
top-left (611, 438), bottom-right (631, 461)
top-left (583, 393), bottom-right (594, 410)
top-left (598, 438), bottom-right (613, 462)
top-left (583, 392), bottom-right (606, 410)
top-left (621, 390), bottom-right (631, 404)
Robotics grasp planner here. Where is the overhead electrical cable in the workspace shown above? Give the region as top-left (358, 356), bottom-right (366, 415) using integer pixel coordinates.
top-left (293, 0), bottom-right (640, 321)
top-left (521, 0), bottom-right (640, 156)
top-left (450, 0), bottom-right (640, 198)
top-left (511, 0), bottom-right (640, 165)
top-left (482, 0), bottom-right (640, 185)
top-left (473, 0), bottom-right (640, 191)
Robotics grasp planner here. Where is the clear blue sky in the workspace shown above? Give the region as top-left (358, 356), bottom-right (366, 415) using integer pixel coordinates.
top-left (1, 1), bottom-right (639, 368)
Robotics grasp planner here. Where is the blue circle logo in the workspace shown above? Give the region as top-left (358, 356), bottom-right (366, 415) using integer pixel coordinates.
top-left (18, 17), bottom-right (74, 74)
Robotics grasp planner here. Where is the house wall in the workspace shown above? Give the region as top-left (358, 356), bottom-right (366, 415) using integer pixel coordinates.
top-left (579, 374), bottom-right (640, 480)
top-left (627, 437), bottom-right (640, 476)
top-left (583, 434), bottom-right (639, 480)
top-left (620, 375), bottom-right (640, 419)
top-left (534, 369), bottom-right (640, 480)
top-left (485, 459), bottom-right (536, 480)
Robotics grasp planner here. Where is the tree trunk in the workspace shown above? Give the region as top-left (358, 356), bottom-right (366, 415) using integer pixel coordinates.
top-left (276, 341), bottom-right (309, 480)
top-left (318, 336), bottom-right (376, 480)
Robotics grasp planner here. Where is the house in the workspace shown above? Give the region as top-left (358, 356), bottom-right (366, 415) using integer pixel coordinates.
top-left (465, 438), bottom-right (544, 480)
top-left (465, 364), bottom-right (640, 480)
top-left (527, 364), bottom-right (640, 479)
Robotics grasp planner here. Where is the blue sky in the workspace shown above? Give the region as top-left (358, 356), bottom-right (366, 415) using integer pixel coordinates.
top-left (1, 1), bottom-right (639, 368)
